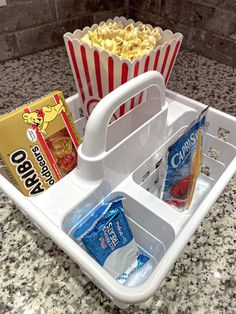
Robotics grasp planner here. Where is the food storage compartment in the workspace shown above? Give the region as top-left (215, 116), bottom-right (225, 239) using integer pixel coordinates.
top-left (133, 99), bottom-right (236, 212)
top-left (62, 191), bottom-right (175, 286)
top-left (1, 71), bottom-right (235, 309)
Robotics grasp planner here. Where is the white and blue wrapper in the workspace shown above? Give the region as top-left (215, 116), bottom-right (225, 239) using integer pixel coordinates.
top-left (117, 253), bottom-right (150, 285)
top-left (72, 196), bottom-right (139, 278)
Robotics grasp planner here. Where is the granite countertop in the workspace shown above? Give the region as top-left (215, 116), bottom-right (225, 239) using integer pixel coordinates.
top-left (0, 47), bottom-right (235, 314)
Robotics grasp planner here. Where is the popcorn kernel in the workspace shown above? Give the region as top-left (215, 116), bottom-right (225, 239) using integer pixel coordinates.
top-left (80, 22), bottom-right (161, 60)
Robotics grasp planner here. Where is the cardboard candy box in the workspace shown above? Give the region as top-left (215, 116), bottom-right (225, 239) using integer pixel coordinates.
top-left (0, 91), bottom-right (81, 196)
top-left (64, 16), bottom-right (183, 120)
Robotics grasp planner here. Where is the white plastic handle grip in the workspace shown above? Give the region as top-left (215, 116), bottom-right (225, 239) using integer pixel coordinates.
top-left (82, 71), bottom-right (166, 158)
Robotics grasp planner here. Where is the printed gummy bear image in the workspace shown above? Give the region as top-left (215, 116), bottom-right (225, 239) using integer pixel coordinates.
top-left (46, 128), bottom-right (77, 176)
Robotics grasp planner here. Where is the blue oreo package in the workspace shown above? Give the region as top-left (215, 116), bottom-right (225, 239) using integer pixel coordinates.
top-left (72, 196), bottom-right (138, 278)
top-left (159, 106), bottom-right (209, 209)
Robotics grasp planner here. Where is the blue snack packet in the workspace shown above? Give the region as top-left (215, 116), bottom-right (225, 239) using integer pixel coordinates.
top-left (72, 196), bottom-right (138, 278)
top-left (159, 106), bottom-right (209, 209)
top-left (117, 253), bottom-right (150, 284)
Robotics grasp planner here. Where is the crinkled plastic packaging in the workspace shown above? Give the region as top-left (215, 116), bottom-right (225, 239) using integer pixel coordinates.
top-left (159, 106), bottom-right (209, 209)
top-left (72, 196), bottom-right (138, 278)
top-left (117, 253), bottom-right (152, 286)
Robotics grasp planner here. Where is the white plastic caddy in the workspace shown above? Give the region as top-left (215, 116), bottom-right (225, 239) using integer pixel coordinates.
top-left (0, 72), bottom-right (236, 309)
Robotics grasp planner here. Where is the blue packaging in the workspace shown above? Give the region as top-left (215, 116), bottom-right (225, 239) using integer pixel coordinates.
top-left (117, 253), bottom-right (150, 284)
top-left (159, 107), bottom-right (208, 209)
top-left (72, 196), bottom-right (138, 278)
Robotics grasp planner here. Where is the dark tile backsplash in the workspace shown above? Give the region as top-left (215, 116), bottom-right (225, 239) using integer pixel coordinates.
top-left (0, 0), bottom-right (235, 66)
top-left (0, 0), bottom-right (126, 62)
top-left (129, 0), bottom-right (236, 67)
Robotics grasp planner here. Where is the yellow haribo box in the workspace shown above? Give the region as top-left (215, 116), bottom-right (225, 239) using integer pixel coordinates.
top-left (64, 16), bottom-right (183, 120)
top-left (0, 92), bottom-right (81, 196)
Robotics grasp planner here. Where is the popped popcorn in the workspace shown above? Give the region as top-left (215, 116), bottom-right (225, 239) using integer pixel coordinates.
top-left (80, 22), bottom-right (162, 61)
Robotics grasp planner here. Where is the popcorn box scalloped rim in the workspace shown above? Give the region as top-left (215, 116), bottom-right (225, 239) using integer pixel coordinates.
top-left (64, 16), bottom-right (183, 119)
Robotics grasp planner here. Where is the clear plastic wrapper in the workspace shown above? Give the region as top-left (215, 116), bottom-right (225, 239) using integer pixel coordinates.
top-left (117, 253), bottom-right (152, 286)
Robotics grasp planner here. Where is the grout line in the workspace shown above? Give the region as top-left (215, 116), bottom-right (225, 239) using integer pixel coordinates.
top-left (53, 0), bottom-right (59, 21)
top-left (14, 31), bottom-right (22, 56)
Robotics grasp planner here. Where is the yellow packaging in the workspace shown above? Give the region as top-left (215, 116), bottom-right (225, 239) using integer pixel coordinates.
top-left (0, 91), bottom-right (81, 196)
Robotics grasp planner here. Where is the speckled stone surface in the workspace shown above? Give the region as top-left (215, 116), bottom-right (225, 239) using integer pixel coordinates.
top-left (0, 47), bottom-right (236, 314)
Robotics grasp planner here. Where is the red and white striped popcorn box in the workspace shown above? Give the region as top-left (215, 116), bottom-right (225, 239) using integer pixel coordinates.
top-left (64, 16), bottom-right (183, 120)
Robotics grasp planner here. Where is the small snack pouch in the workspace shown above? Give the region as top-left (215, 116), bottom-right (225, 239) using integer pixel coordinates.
top-left (72, 196), bottom-right (139, 278)
top-left (117, 253), bottom-right (152, 286)
top-left (159, 107), bottom-right (209, 209)
top-left (0, 91), bottom-right (81, 196)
